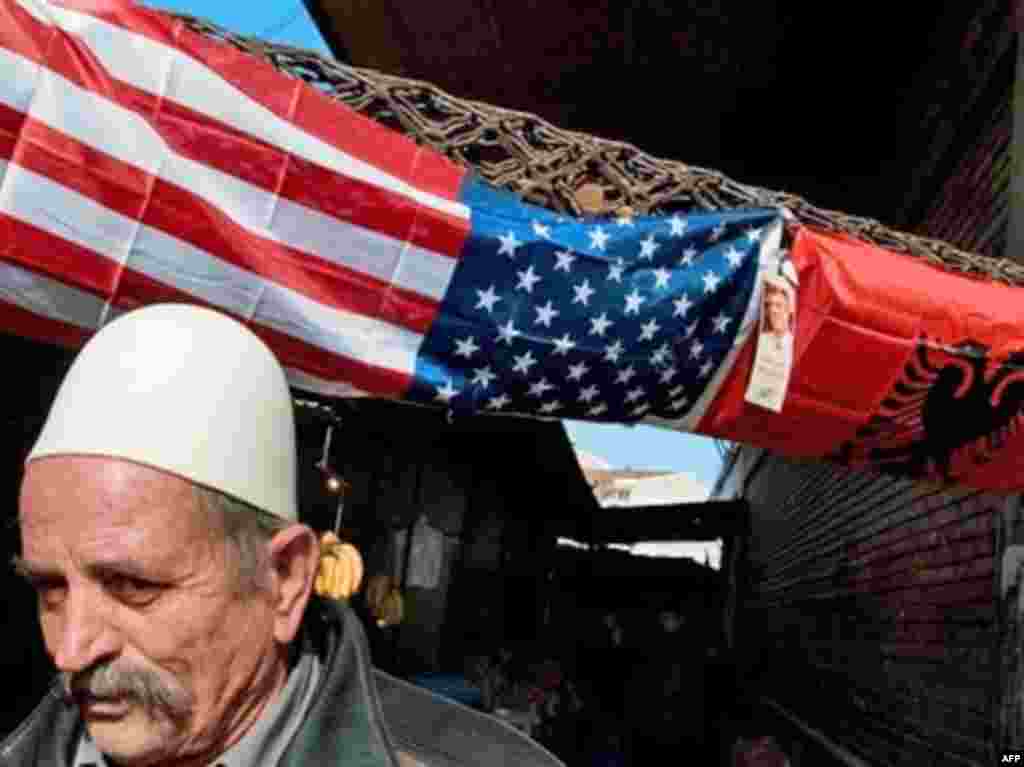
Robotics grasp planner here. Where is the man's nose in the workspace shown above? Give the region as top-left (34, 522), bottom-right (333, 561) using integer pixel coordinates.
top-left (49, 588), bottom-right (120, 673)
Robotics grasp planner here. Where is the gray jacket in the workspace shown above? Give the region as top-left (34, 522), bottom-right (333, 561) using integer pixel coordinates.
top-left (0, 598), bottom-right (563, 767)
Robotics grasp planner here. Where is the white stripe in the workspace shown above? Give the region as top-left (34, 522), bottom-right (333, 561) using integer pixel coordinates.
top-left (0, 258), bottom-right (105, 329)
top-left (0, 46), bottom-right (457, 304)
top-left (0, 260), bottom-right (374, 396)
top-left (0, 158), bottom-right (423, 374)
top-left (16, 0), bottom-right (469, 222)
top-left (283, 367), bottom-right (370, 399)
top-left (645, 217), bottom-right (785, 432)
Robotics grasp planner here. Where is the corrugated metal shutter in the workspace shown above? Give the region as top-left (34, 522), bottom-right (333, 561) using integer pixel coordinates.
top-left (741, 456), bottom-right (1000, 765)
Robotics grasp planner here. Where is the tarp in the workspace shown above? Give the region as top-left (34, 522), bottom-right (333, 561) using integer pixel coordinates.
top-left (0, 0), bottom-right (1022, 492)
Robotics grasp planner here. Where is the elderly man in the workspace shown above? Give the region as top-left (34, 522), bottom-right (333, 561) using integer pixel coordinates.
top-left (3, 303), bottom-right (561, 767)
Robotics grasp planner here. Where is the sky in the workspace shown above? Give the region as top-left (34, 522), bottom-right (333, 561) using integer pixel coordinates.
top-left (141, 0), bottom-right (728, 555)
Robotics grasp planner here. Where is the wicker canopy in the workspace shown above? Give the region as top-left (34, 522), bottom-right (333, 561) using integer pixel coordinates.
top-left (176, 12), bottom-right (1024, 287)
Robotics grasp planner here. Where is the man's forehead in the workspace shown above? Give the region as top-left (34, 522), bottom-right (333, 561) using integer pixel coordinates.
top-left (19, 455), bottom-right (204, 535)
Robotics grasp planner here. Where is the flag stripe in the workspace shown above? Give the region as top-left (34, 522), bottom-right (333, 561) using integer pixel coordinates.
top-left (0, 44), bottom-right (460, 323)
top-left (0, 1), bottom-right (470, 266)
top-left (15, 0), bottom-right (469, 220)
top-left (0, 107), bottom-right (441, 335)
top-left (0, 256), bottom-right (376, 399)
top-left (0, 233), bottom-right (412, 397)
top-left (0, 157), bottom-right (421, 390)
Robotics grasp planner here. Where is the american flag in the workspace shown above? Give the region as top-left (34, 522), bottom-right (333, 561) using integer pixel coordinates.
top-left (405, 180), bottom-right (781, 425)
top-left (0, 0), bottom-right (783, 430)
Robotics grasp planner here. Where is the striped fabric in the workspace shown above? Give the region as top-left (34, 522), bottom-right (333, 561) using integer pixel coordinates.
top-left (0, 0), bottom-right (470, 398)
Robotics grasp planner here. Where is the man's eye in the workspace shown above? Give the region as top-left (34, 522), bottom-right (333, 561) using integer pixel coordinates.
top-left (34, 580), bottom-right (67, 609)
top-left (105, 574), bottom-right (162, 606)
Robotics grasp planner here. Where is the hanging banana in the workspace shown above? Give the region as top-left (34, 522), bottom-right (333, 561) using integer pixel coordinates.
top-left (314, 531), bottom-right (365, 600)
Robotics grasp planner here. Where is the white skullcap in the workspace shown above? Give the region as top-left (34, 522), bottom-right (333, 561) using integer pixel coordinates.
top-left (28, 304), bottom-right (299, 520)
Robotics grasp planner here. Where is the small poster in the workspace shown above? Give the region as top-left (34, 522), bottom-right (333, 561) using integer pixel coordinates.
top-left (745, 270), bottom-right (797, 413)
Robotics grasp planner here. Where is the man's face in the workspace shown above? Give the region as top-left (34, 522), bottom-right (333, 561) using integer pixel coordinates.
top-left (18, 457), bottom-right (282, 766)
top-left (764, 290), bottom-right (790, 336)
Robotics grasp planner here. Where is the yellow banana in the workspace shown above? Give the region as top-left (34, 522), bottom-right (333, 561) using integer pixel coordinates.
top-left (313, 532), bottom-right (365, 600)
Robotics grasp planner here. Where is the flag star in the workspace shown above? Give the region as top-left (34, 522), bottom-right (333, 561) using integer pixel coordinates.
top-left (589, 312), bottom-right (614, 337)
top-left (724, 246), bottom-right (744, 270)
top-left (624, 289), bottom-right (645, 315)
top-left (475, 285), bottom-right (502, 313)
top-left (630, 402), bottom-right (651, 417)
top-left (496, 319), bottom-right (521, 345)
top-left (746, 227), bottom-right (763, 243)
top-left (669, 215), bottom-right (688, 237)
top-left (673, 294), bottom-right (693, 318)
top-left (572, 279), bottom-right (596, 306)
top-left (486, 393), bottom-right (511, 411)
top-left (516, 265), bottom-right (542, 293)
top-left (713, 312), bottom-right (733, 334)
top-left (534, 300), bottom-right (560, 327)
top-left (532, 220), bottom-right (552, 239)
top-left (616, 365), bottom-right (637, 384)
top-left (567, 361), bottom-right (590, 382)
top-left (690, 340), bottom-right (704, 360)
top-left (498, 231), bottom-right (522, 257)
top-left (604, 339), bottom-right (625, 363)
top-left (589, 226), bottom-right (610, 251)
top-left (434, 379), bottom-right (459, 403)
top-left (678, 247), bottom-right (698, 267)
top-left (638, 319), bottom-right (661, 342)
top-left (554, 250), bottom-right (576, 272)
top-left (454, 336), bottom-right (480, 359)
top-left (553, 333), bottom-right (577, 356)
top-left (639, 234), bottom-right (660, 260)
top-left (669, 385), bottom-right (685, 398)
top-left (699, 360), bottom-right (714, 378)
top-left (653, 267), bottom-right (672, 290)
top-left (578, 384), bottom-right (600, 403)
top-left (528, 378), bottom-right (555, 398)
top-left (607, 262), bottom-right (625, 283)
top-left (625, 386), bottom-right (645, 404)
top-left (659, 366), bottom-right (678, 384)
top-left (685, 319), bottom-right (699, 338)
top-left (471, 366), bottom-right (496, 388)
top-left (669, 396), bottom-right (689, 411)
top-left (651, 343), bottom-right (671, 366)
top-left (709, 222), bottom-right (727, 242)
top-left (616, 213), bottom-right (635, 228)
top-left (587, 402), bottom-right (608, 417)
top-left (539, 400), bottom-right (563, 414)
top-left (512, 350), bottom-right (538, 375)
top-left (702, 270), bottom-right (721, 294)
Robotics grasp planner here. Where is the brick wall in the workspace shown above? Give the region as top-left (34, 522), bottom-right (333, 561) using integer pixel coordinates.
top-left (738, 455), bottom-right (1002, 765)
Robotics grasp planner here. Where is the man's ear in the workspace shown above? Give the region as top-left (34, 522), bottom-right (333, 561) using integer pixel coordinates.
top-left (267, 525), bottom-right (319, 644)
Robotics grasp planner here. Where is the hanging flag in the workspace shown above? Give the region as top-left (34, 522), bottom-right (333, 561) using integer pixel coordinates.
top-left (0, 0), bottom-right (783, 429)
top-left (696, 226), bottom-right (1024, 492)
top-left (3, 1), bottom-right (1024, 493)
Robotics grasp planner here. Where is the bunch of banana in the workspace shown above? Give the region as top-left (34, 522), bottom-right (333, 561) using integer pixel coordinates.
top-left (313, 531), bottom-right (364, 600)
top-left (365, 573), bottom-right (404, 627)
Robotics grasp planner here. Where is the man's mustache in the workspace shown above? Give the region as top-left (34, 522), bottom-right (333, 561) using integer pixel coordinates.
top-left (62, 661), bottom-right (193, 719)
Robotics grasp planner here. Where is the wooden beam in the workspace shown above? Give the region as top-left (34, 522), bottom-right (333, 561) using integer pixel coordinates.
top-left (304, 0), bottom-right (407, 75)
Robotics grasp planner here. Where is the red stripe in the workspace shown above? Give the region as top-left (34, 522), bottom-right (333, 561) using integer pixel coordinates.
top-left (0, 102), bottom-right (439, 335)
top-left (0, 295), bottom-right (92, 350)
top-left (0, 213), bottom-right (413, 396)
top-left (0, 1), bottom-right (470, 260)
